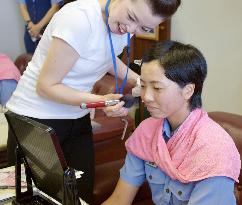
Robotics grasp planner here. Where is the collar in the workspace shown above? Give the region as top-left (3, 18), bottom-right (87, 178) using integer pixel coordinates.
top-left (162, 118), bottom-right (171, 142)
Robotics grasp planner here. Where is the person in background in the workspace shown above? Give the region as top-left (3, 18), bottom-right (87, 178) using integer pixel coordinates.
top-left (17, 0), bottom-right (63, 53)
top-left (0, 54), bottom-right (21, 112)
top-left (102, 41), bottom-right (241, 205)
top-left (7, 0), bottom-right (181, 203)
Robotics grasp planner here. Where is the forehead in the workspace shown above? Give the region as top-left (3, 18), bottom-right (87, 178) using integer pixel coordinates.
top-left (141, 60), bottom-right (166, 82)
top-left (129, 0), bottom-right (164, 28)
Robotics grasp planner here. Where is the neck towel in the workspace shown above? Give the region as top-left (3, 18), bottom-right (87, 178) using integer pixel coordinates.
top-left (126, 109), bottom-right (241, 183)
top-left (0, 54), bottom-right (21, 82)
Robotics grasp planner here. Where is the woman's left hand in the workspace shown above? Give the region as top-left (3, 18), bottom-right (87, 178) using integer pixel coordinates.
top-left (103, 101), bottom-right (129, 117)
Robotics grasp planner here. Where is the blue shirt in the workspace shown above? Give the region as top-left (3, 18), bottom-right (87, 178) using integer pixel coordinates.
top-left (120, 119), bottom-right (236, 205)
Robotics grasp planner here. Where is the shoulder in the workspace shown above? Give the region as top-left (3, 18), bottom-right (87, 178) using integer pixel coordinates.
top-left (197, 116), bottom-right (237, 153)
top-left (52, 0), bottom-right (102, 32)
top-left (190, 111), bottom-right (240, 181)
top-left (56, 0), bottom-right (101, 22)
top-left (192, 109), bottom-right (235, 146)
top-left (138, 117), bottom-right (162, 131)
top-left (120, 152), bottom-right (146, 187)
top-left (193, 109), bottom-right (239, 156)
top-left (129, 117), bottom-right (162, 141)
top-left (50, 5), bottom-right (91, 38)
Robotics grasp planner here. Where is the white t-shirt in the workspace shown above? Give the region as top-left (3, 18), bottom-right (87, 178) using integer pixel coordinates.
top-left (7, 0), bottom-right (128, 119)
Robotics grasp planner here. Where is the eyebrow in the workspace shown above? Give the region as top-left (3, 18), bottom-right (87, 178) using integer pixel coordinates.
top-left (130, 10), bottom-right (139, 22)
top-left (130, 10), bottom-right (153, 31)
top-left (140, 79), bottom-right (165, 85)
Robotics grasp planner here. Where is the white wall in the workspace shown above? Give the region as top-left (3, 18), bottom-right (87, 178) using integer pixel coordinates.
top-left (0, 1), bottom-right (25, 61)
top-left (171, 0), bottom-right (242, 114)
top-left (0, 2), bottom-right (25, 147)
top-left (1, 1), bottom-right (242, 114)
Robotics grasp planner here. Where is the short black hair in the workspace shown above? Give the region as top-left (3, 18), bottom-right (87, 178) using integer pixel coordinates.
top-left (145, 0), bottom-right (181, 17)
top-left (142, 40), bottom-right (207, 110)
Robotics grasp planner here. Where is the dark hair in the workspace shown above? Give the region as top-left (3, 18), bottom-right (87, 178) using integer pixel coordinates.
top-left (145, 0), bottom-right (181, 17)
top-left (142, 40), bottom-right (207, 110)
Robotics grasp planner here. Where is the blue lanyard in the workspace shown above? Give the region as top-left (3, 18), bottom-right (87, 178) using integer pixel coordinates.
top-left (105, 0), bottom-right (131, 94)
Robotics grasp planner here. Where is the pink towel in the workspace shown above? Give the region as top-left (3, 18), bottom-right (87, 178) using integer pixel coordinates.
top-left (0, 54), bottom-right (21, 82)
top-left (126, 109), bottom-right (241, 183)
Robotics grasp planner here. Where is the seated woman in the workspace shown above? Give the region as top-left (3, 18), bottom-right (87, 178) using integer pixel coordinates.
top-left (102, 41), bottom-right (241, 205)
top-left (0, 54), bottom-right (20, 112)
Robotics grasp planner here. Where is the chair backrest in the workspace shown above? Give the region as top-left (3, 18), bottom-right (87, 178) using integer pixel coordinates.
top-left (92, 74), bottom-right (133, 95)
top-left (5, 111), bottom-right (67, 201)
top-left (14, 53), bottom-right (33, 75)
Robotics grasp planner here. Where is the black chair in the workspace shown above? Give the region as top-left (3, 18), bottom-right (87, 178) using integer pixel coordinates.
top-left (5, 111), bottom-right (82, 205)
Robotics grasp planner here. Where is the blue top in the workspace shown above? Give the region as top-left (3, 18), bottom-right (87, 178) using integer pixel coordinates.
top-left (120, 119), bottom-right (236, 205)
top-left (17, 0), bottom-right (63, 24)
top-left (17, 0), bottom-right (62, 4)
